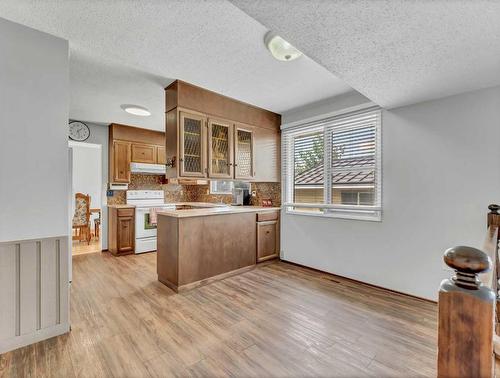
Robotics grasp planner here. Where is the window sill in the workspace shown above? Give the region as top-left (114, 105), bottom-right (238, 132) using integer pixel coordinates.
top-left (284, 208), bottom-right (382, 222)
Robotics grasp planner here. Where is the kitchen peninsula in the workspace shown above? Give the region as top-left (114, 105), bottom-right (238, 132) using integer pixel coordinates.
top-left (157, 206), bottom-right (280, 292)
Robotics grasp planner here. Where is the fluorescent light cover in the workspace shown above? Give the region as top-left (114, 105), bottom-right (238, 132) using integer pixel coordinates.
top-left (265, 32), bottom-right (302, 62)
top-left (121, 104), bottom-right (151, 117)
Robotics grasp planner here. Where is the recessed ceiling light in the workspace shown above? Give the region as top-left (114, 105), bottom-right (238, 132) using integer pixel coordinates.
top-left (121, 104), bottom-right (151, 117)
top-left (264, 31), bottom-right (302, 62)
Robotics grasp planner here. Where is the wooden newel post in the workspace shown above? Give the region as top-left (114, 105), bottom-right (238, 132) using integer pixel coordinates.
top-left (487, 204), bottom-right (500, 228)
top-left (438, 246), bottom-right (495, 378)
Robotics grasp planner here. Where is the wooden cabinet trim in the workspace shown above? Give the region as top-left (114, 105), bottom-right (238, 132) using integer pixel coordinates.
top-left (207, 117), bottom-right (234, 179)
top-left (256, 220), bottom-right (279, 263)
top-left (156, 146), bottom-right (166, 165)
top-left (179, 111), bottom-right (207, 178)
top-left (110, 123), bottom-right (165, 145)
top-left (112, 140), bottom-right (131, 183)
top-left (117, 208), bottom-right (134, 217)
top-left (108, 207), bottom-right (135, 256)
top-left (131, 143), bottom-right (156, 164)
top-left (166, 80), bottom-right (281, 131)
top-left (109, 124), bottom-right (165, 183)
top-left (117, 216), bottom-right (134, 253)
top-left (257, 211), bottom-right (279, 222)
top-left (234, 123), bottom-right (255, 180)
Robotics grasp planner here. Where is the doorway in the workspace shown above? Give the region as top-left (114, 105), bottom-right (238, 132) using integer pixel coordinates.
top-left (69, 141), bottom-right (102, 255)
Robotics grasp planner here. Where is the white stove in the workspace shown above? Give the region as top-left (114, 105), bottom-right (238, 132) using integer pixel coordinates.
top-left (126, 190), bottom-right (174, 254)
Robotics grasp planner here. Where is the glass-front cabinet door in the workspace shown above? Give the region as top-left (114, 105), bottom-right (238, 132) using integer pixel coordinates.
top-left (179, 111), bottom-right (207, 177)
top-left (234, 125), bottom-right (254, 180)
top-left (208, 118), bottom-right (234, 178)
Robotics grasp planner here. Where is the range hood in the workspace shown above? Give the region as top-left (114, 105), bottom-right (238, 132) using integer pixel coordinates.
top-left (130, 162), bottom-right (166, 175)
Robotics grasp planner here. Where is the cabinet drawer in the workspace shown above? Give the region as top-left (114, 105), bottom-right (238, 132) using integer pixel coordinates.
top-left (117, 208), bottom-right (134, 217)
top-left (257, 211), bottom-right (278, 222)
top-left (131, 144), bottom-right (156, 163)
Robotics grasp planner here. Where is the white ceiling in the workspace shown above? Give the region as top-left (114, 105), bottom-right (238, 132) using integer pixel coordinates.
top-left (231, 0), bottom-right (500, 109)
top-left (0, 0), bottom-right (353, 131)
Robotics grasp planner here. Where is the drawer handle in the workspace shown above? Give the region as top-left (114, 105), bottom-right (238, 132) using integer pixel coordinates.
top-left (266, 231), bottom-right (270, 234)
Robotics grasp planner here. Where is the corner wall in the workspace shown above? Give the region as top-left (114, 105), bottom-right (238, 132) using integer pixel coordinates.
top-left (0, 18), bottom-right (70, 353)
top-left (281, 86), bottom-right (500, 301)
top-left (0, 18), bottom-right (69, 242)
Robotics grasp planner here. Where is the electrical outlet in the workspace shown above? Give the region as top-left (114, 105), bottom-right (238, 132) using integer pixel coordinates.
top-left (251, 191), bottom-right (257, 197)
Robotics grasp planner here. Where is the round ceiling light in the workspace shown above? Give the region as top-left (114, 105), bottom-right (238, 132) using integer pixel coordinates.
top-left (121, 104), bottom-right (151, 117)
top-left (264, 32), bottom-right (302, 62)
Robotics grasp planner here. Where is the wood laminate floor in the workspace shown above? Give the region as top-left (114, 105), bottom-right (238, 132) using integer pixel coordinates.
top-left (72, 239), bottom-right (101, 256)
top-left (0, 252), bottom-right (438, 377)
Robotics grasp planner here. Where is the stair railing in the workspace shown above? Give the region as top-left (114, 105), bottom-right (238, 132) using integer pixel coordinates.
top-left (437, 204), bottom-right (500, 378)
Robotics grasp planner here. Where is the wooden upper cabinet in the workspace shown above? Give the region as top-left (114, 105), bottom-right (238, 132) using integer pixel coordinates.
top-left (109, 124), bottom-right (166, 183)
top-left (157, 146), bottom-right (166, 165)
top-left (112, 140), bottom-right (131, 183)
top-left (131, 143), bottom-right (156, 164)
top-left (165, 81), bottom-right (281, 182)
top-left (234, 125), bottom-right (254, 180)
top-left (253, 126), bottom-right (280, 182)
top-left (179, 111), bottom-right (207, 177)
top-left (208, 118), bottom-right (234, 179)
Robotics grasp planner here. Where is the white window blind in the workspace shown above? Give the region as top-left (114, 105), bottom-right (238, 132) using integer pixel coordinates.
top-left (282, 107), bottom-right (382, 221)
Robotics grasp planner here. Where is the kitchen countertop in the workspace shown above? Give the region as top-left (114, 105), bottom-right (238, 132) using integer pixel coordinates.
top-left (107, 204), bottom-right (135, 208)
top-left (157, 205), bottom-right (281, 218)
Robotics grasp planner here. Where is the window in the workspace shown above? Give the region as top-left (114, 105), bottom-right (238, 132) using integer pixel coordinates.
top-left (210, 180), bottom-right (234, 194)
top-left (282, 108), bottom-right (382, 221)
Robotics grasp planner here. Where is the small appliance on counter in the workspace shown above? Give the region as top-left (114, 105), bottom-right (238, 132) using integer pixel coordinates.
top-left (231, 181), bottom-right (251, 206)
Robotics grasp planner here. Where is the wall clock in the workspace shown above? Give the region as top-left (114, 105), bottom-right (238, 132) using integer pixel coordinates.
top-left (69, 121), bottom-right (90, 141)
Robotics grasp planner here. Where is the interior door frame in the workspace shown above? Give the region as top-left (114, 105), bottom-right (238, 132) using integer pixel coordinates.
top-left (68, 141), bottom-right (103, 260)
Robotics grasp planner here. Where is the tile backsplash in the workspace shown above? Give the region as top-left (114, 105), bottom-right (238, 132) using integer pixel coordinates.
top-left (107, 174), bottom-right (281, 207)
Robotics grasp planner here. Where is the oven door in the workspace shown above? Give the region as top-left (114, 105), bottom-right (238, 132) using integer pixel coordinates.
top-left (135, 207), bottom-right (158, 239)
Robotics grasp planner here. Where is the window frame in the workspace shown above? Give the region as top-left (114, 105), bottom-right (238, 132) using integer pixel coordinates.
top-left (209, 180), bottom-right (234, 195)
top-left (281, 107), bottom-right (382, 221)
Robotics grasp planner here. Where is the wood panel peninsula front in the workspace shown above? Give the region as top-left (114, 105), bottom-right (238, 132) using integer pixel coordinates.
top-left (156, 206), bottom-right (280, 292)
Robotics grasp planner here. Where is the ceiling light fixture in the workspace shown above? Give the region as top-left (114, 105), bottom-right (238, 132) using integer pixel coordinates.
top-left (264, 31), bottom-right (302, 62)
top-left (121, 104), bottom-right (151, 117)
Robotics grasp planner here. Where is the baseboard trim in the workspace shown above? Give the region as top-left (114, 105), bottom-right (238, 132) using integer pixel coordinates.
top-left (0, 323), bottom-right (69, 354)
top-left (280, 259), bottom-right (437, 304)
top-left (159, 264), bottom-right (256, 293)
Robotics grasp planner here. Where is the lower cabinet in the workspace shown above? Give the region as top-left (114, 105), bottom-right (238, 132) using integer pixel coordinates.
top-left (109, 207), bottom-right (135, 255)
top-left (256, 211), bottom-right (280, 263)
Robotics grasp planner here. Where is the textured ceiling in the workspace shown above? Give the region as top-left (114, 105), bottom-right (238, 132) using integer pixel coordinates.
top-left (231, 0), bottom-right (500, 109)
top-left (0, 0), bottom-right (353, 130)
top-left (69, 51), bottom-right (171, 131)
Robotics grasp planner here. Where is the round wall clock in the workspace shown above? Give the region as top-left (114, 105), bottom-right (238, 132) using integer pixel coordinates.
top-left (69, 121), bottom-right (90, 141)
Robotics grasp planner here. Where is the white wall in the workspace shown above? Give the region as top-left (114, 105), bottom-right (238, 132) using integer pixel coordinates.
top-left (281, 85), bottom-right (500, 301)
top-left (71, 143), bottom-right (101, 210)
top-left (283, 91), bottom-right (372, 125)
top-left (70, 122), bottom-right (110, 249)
top-left (0, 17), bottom-right (70, 353)
top-left (0, 17), bottom-right (69, 242)
top-left (70, 142), bottom-right (102, 235)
